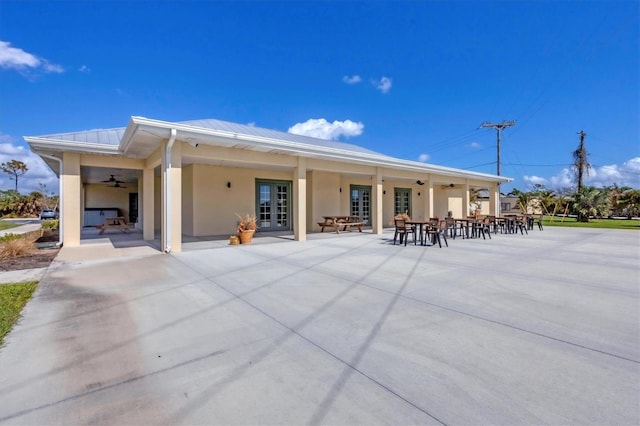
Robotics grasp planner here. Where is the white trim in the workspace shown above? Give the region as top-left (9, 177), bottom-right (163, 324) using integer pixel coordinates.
top-left (25, 137), bottom-right (121, 155)
top-left (125, 116), bottom-right (512, 183)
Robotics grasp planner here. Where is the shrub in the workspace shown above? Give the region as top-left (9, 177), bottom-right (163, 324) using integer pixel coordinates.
top-left (41, 219), bottom-right (59, 231)
top-left (0, 233), bottom-right (21, 243)
top-left (0, 237), bottom-right (34, 259)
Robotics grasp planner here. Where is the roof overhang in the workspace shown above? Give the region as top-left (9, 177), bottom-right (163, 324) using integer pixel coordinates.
top-left (26, 116), bottom-right (512, 184)
top-left (121, 116), bottom-right (512, 184)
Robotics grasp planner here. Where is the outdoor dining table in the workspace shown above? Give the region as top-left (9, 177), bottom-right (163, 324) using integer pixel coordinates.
top-left (405, 219), bottom-right (438, 245)
top-left (318, 215), bottom-right (364, 233)
top-left (454, 218), bottom-right (477, 239)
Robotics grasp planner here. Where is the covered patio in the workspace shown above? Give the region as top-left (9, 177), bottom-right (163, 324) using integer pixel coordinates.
top-left (26, 117), bottom-right (510, 253)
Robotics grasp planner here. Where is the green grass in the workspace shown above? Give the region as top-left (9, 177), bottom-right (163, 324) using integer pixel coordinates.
top-left (0, 220), bottom-right (19, 231)
top-left (542, 217), bottom-right (640, 230)
top-left (0, 281), bottom-right (38, 347)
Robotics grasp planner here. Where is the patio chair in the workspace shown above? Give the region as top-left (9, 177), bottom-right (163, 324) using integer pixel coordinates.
top-left (426, 220), bottom-right (449, 248)
top-left (472, 217), bottom-right (492, 240)
top-left (514, 216), bottom-right (528, 235)
top-left (446, 217), bottom-right (464, 239)
top-left (535, 214), bottom-right (544, 230)
top-left (393, 218), bottom-right (416, 246)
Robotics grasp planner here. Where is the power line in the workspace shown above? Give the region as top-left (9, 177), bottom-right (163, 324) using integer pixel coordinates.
top-left (503, 163), bottom-right (572, 167)
top-left (480, 120), bottom-right (516, 176)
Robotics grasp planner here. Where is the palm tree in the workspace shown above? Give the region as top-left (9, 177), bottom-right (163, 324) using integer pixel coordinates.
top-left (572, 186), bottom-right (611, 222)
top-left (617, 188), bottom-right (640, 219)
top-left (509, 188), bottom-right (532, 214)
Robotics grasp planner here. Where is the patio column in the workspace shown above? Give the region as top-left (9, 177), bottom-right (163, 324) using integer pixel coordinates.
top-left (462, 180), bottom-right (470, 217)
top-left (61, 152), bottom-right (81, 247)
top-left (142, 166), bottom-right (154, 241)
top-left (489, 182), bottom-right (499, 216)
top-left (426, 179), bottom-right (434, 219)
top-left (372, 167), bottom-right (383, 234)
top-left (161, 138), bottom-right (182, 253)
top-left (293, 157), bottom-right (307, 241)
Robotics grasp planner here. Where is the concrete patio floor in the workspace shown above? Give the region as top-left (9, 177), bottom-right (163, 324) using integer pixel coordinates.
top-left (0, 227), bottom-right (638, 425)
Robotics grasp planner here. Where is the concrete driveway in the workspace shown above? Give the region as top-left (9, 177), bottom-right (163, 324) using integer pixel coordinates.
top-left (0, 227), bottom-right (638, 425)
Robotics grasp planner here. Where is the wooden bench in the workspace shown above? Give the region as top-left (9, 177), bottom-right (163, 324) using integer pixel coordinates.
top-left (318, 216), bottom-right (364, 234)
top-left (97, 217), bottom-right (130, 235)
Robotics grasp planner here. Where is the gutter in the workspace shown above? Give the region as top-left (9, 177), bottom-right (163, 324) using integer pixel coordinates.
top-left (38, 153), bottom-right (63, 248)
top-left (164, 128), bottom-right (177, 253)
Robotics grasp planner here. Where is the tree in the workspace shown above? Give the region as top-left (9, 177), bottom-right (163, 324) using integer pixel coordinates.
top-left (509, 188), bottom-right (533, 214)
top-left (572, 130), bottom-right (591, 193)
top-left (1, 160), bottom-right (28, 193)
top-left (572, 186), bottom-right (611, 222)
top-left (617, 188), bottom-right (640, 219)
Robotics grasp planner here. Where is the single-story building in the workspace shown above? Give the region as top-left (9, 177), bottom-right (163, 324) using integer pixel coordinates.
top-left (25, 117), bottom-right (511, 252)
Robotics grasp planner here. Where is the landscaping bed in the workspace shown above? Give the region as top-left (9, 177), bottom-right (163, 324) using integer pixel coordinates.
top-left (0, 230), bottom-right (60, 272)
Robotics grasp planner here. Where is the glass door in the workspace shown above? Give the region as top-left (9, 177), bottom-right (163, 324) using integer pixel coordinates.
top-left (350, 185), bottom-right (371, 224)
top-left (394, 188), bottom-right (411, 216)
top-left (256, 179), bottom-right (291, 231)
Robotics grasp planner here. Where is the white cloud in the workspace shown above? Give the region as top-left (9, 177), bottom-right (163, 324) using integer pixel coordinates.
top-left (342, 75), bottom-right (362, 84)
top-left (532, 157), bottom-right (640, 190)
top-left (79, 65), bottom-right (90, 73)
top-left (584, 157), bottom-right (640, 188)
top-left (0, 40), bottom-right (64, 74)
top-left (523, 175), bottom-right (548, 186)
top-left (372, 76), bottom-right (392, 94)
top-left (418, 153), bottom-right (430, 163)
top-left (0, 137), bottom-right (59, 194)
top-left (470, 142), bottom-right (481, 149)
top-left (548, 168), bottom-right (574, 189)
top-left (288, 118), bottom-right (364, 141)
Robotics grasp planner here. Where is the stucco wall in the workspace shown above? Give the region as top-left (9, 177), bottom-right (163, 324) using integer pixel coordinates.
top-left (182, 165), bottom-right (194, 235)
top-left (309, 171), bottom-right (341, 231)
top-left (83, 183), bottom-right (131, 225)
top-left (186, 164), bottom-right (293, 237)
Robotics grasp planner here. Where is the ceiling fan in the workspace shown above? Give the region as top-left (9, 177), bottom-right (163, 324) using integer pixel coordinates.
top-left (109, 182), bottom-right (127, 189)
top-left (102, 174), bottom-right (125, 184)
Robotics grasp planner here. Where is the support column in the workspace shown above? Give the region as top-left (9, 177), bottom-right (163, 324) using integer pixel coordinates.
top-left (462, 180), bottom-right (470, 218)
top-left (142, 166), bottom-right (155, 240)
top-left (489, 182), bottom-right (499, 216)
top-left (61, 152), bottom-right (81, 247)
top-left (293, 157), bottom-right (307, 241)
top-left (161, 139), bottom-right (182, 253)
top-left (426, 179), bottom-right (434, 219)
top-left (372, 168), bottom-right (383, 234)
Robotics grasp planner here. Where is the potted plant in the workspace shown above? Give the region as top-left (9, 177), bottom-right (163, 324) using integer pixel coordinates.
top-left (236, 213), bottom-right (258, 244)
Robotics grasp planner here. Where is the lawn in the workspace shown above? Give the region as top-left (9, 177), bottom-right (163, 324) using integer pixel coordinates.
top-left (0, 220), bottom-right (20, 231)
top-left (542, 217), bottom-right (640, 230)
top-left (0, 281), bottom-right (38, 347)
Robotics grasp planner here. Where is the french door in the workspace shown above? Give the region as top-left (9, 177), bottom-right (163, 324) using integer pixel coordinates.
top-left (350, 185), bottom-right (371, 225)
top-left (394, 188), bottom-right (411, 216)
top-left (256, 179), bottom-right (291, 232)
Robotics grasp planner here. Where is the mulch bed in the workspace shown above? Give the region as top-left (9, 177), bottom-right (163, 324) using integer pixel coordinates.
top-left (0, 249), bottom-right (60, 272)
top-left (0, 231), bottom-right (60, 272)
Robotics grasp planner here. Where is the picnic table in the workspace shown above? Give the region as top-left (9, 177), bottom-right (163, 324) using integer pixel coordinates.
top-left (318, 215), bottom-right (364, 233)
top-left (97, 217), bottom-right (130, 235)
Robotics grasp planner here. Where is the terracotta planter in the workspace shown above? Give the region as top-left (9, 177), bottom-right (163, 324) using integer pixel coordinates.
top-left (238, 229), bottom-right (255, 244)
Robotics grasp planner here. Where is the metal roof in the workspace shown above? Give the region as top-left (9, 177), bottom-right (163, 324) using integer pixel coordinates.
top-left (179, 119), bottom-right (383, 156)
top-left (37, 127), bottom-right (125, 145)
top-left (35, 118), bottom-right (384, 157)
top-left (26, 116), bottom-right (512, 183)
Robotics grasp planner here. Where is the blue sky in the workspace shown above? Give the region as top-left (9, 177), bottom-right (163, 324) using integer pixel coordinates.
top-left (0, 0), bottom-right (638, 195)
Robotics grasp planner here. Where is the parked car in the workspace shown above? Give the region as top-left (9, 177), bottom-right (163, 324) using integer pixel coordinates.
top-left (40, 209), bottom-right (58, 220)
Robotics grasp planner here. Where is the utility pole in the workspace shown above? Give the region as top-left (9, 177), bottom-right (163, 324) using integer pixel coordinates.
top-left (575, 130), bottom-right (588, 192)
top-left (480, 120), bottom-right (516, 176)
top-left (480, 120), bottom-right (516, 218)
